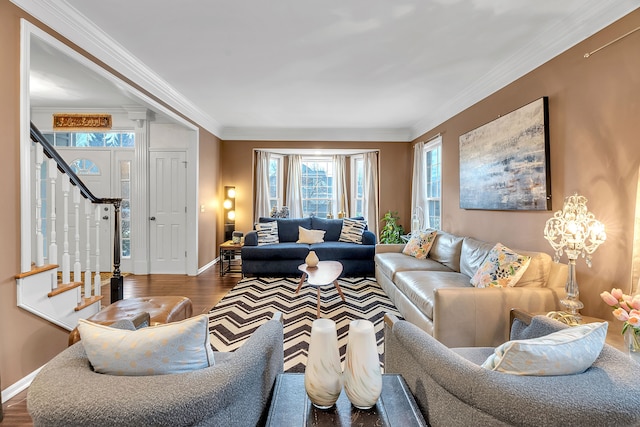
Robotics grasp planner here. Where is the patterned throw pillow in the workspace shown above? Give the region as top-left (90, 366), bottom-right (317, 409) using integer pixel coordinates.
top-left (481, 322), bottom-right (607, 376)
top-left (296, 226), bottom-right (326, 244)
top-left (255, 221), bottom-right (279, 245)
top-left (78, 314), bottom-right (215, 376)
top-left (402, 230), bottom-right (437, 259)
top-left (339, 218), bottom-right (367, 244)
top-left (470, 243), bottom-right (531, 288)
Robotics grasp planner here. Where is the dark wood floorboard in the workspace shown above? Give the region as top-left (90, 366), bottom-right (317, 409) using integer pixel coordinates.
top-left (1, 263), bottom-right (241, 426)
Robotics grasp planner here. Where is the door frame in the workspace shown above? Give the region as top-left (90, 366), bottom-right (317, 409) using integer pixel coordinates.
top-left (20, 22), bottom-right (200, 276)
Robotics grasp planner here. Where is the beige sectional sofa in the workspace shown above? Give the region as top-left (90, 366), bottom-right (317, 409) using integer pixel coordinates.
top-left (375, 230), bottom-right (567, 348)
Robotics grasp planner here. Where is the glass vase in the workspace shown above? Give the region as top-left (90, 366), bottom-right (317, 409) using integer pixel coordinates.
top-left (304, 318), bottom-right (342, 409)
top-left (343, 319), bottom-right (382, 409)
top-left (624, 327), bottom-right (640, 364)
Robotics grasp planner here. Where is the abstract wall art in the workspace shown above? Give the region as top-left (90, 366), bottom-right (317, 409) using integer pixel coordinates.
top-left (459, 97), bottom-right (551, 211)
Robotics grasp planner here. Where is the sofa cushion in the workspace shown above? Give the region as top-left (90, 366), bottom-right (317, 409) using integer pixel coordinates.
top-left (297, 226), bottom-right (326, 244)
top-left (459, 237), bottom-right (495, 278)
top-left (429, 231), bottom-right (464, 272)
top-left (394, 271), bottom-right (473, 320)
top-left (339, 218), bottom-right (367, 244)
top-left (512, 250), bottom-right (552, 288)
top-left (259, 217), bottom-right (312, 242)
top-left (481, 321), bottom-right (607, 376)
top-left (78, 314), bottom-right (215, 376)
top-left (311, 241), bottom-right (374, 260)
top-left (402, 230), bottom-right (437, 259)
top-left (241, 242), bottom-right (310, 260)
top-left (470, 243), bottom-right (531, 288)
top-left (310, 217), bottom-right (344, 241)
top-left (375, 252), bottom-right (454, 281)
top-left (255, 221), bottom-right (279, 245)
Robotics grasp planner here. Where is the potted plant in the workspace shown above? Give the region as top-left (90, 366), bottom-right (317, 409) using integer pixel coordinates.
top-left (379, 211), bottom-right (405, 244)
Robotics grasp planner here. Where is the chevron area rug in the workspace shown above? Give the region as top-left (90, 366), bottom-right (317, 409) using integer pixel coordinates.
top-left (208, 277), bottom-right (401, 372)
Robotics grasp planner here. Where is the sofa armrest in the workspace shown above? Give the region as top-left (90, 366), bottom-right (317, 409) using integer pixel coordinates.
top-left (362, 230), bottom-right (376, 245)
top-left (433, 287), bottom-right (562, 347)
top-left (375, 243), bottom-right (405, 254)
top-left (244, 230), bottom-right (258, 246)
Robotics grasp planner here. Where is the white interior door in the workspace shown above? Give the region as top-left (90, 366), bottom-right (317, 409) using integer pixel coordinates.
top-left (56, 149), bottom-right (112, 272)
top-left (149, 151), bottom-right (186, 274)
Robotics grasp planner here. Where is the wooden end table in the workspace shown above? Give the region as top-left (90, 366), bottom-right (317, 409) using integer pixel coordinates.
top-left (265, 373), bottom-right (427, 426)
top-left (296, 261), bottom-right (344, 318)
top-left (219, 240), bottom-right (243, 276)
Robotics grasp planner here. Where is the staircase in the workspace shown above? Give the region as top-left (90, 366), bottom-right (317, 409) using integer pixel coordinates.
top-left (15, 123), bottom-right (123, 331)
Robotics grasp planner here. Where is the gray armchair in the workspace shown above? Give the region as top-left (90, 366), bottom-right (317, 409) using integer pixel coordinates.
top-left (28, 313), bottom-right (284, 427)
top-left (384, 312), bottom-right (640, 426)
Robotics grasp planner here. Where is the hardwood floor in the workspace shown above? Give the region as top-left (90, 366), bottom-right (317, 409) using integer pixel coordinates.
top-left (1, 263), bottom-right (241, 426)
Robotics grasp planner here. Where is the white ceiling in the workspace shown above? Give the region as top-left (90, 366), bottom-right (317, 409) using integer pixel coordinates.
top-left (17, 0), bottom-right (639, 141)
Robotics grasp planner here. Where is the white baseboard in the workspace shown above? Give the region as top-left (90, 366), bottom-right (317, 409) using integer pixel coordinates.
top-left (197, 258), bottom-right (218, 275)
top-left (2, 366), bottom-right (43, 403)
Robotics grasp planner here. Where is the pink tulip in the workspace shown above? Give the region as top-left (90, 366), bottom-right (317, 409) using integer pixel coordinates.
top-left (601, 291), bottom-right (619, 306)
top-left (631, 295), bottom-right (640, 310)
top-left (627, 315), bottom-right (640, 328)
top-left (611, 288), bottom-right (624, 300)
top-left (620, 301), bottom-right (631, 312)
top-left (613, 308), bottom-right (630, 321)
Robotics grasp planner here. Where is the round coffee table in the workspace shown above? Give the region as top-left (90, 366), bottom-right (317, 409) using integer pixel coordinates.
top-left (296, 261), bottom-right (345, 318)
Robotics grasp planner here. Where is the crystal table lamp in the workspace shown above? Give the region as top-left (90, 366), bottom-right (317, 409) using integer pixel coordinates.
top-left (543, 193), bottom-right (606, 321)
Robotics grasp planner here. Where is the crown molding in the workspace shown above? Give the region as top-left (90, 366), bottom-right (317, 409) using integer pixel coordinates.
top-left (11, 0), bottom-right (223, 137)
top-left (220, 126), bottom-right (412, 142)
top-left (410, 1), bottom-right (639, 141)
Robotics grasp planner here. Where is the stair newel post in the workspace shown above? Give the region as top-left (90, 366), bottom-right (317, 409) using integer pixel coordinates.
top-left (94, 204), bottom-right (101, 299)
top-left (61, 176), bottom-right (71, 284)
top-left (73, 187), bottom-right (82, 284)
top-left (35, 144), bottom-right (44, 267)
top-left (48, 158), bottom-right (58, 265)
top-left (110, 199), bottom-right (123, 303)
top-left (84, 198), bottom-right (92, 298)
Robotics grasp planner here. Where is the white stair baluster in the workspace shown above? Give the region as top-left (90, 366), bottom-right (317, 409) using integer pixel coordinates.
top-left (61, 176), bottom-right (71, 284)
top-left (35, 144), bottom-right (44, 267)
top-left (94, 205), bottom-right (101, 298)
top-left (84, 199), bottom-right (92, 298)
top-left (73, 187), bottom-right (82, 284)
top-left (48, 158), bottom-right (58, 265)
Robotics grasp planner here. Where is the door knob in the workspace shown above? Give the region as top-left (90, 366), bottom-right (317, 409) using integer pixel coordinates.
top-left (150, 216), bottom-right (156, 221)
top-left (102, 216), bottom-right (109, 220)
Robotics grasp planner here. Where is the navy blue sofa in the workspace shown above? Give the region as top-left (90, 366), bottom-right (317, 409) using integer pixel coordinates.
top-left (241, 216), bottom-right (376, 277)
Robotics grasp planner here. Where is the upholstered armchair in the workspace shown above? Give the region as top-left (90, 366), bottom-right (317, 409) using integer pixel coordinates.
top-left (384, 312), bottom-right (640, 426)
top-left (28, 313), bottom-right (284, 427)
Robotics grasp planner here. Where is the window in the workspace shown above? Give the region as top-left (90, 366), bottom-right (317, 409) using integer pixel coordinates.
top-left (268, 154), bottom-right (283, 210)
top-left (120, 160), bottom-right (131, 258)
top-left (351, 155), bottom-right (364, 217)
top-left (424, 140), bottom-right (442, 229)
top-left (301, 157), bottom-right (333, 217)
top-left (43, 132), bottom-right (135, 147)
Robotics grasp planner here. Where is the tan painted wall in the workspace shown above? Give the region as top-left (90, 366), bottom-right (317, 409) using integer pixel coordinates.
top-left (0, 0), bottom-right (221, 390)
top-left (198, 130), bottom-right (222, 267)
top-left (219, 140), bottom-right (412, 241)
top-left (413, 10), bottom-right (640, 320)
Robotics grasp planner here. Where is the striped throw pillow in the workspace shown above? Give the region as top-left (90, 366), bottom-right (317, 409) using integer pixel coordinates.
top-left (339, 218), bottom-right (366, 244)
top-left (255, 221), bottom-right (279, 245)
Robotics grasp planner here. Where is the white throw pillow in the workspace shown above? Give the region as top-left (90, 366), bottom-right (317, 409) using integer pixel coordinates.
top-left (296, 226), bottom-right (326, 244)
top-left (255, 221), bottom-right (279, 245)
top-left (78, 314), bottom-right (215, 376)
top-left (481, 322), bottom-right (607, 376)
top-left (339, 218), bottom-right (366, 244)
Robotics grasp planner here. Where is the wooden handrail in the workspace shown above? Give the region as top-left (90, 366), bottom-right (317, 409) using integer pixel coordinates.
top-left (30, 122), bottom-right (124, 301)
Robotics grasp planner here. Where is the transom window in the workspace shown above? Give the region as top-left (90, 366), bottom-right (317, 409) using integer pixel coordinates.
top-left (43, 132), bottom-right (135, 148)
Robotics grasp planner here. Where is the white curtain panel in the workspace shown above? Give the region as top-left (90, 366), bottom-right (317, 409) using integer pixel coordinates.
top-left (411, 141), bottom-right (430, 229)
top-left (254, 150), bottom-right (272, 221)
top-left (333, 155), bottom-right (349, 218)
top-left (286, 154), bottom-right (304, 218)
top-left (363, 152), bottom-right (380, 238)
